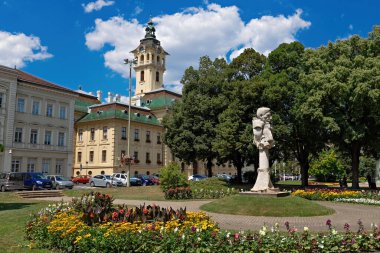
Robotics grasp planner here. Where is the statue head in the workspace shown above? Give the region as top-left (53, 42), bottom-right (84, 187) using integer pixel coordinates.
top-left (257, 107), bottom-right (271, 122)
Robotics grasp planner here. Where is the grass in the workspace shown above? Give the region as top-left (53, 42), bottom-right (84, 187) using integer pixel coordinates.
top-left (275, 180), bottom-right (302, 186)
top-left (200, 195), bottom-right (335, 217)
top-left (0, 192), bottom-right (51, 253)
top-left (64, 185), bottom-right (166, 201)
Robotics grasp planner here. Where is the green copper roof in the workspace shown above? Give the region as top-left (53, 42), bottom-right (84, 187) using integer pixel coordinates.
top-left (78, 109), bottom-right (161, 126)
top-left (75, 100), bottom-right (96, 113)
top-left (143, 96), bottom-right (177, 110)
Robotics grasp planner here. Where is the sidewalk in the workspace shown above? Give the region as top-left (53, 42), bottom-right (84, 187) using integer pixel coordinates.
top-left (36, 196), bottom-right (380, 232)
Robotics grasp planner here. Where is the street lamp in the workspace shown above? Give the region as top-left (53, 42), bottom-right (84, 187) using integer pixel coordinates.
top-left (124, 58), bottom-right (137, 187)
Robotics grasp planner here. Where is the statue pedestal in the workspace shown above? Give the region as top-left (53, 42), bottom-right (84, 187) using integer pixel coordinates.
top-left (240, 189), bottom-right (290, 197)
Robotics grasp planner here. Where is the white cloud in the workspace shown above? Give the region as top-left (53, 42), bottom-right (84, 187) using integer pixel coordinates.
top-left (82, 0), bottom-right (114, 13)
top-left (85, 4), bottom-right (311, 88)
top-left (134, 6), bottom-right (143, 16)
top-left (0, 31), bottom-right (52, 68)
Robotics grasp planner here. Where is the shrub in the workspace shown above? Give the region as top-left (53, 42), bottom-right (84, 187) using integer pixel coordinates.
top-left (159, 162), bottom-right (188, 191)
top-left (310, 148), bottom-right (345, 182)
top-left (164, 187), bottom-right (192, 200)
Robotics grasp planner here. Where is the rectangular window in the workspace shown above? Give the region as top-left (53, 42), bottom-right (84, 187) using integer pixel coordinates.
top-left (44, 131), bottom-right (52, 145)
top-left (102, 126), bottom-right (107, 140)
top-left (58, 132), bottom-right (65, 146)
top-left (156, 71), bottom-right (159, 82)
top-left (90, 128), bottom-right (95, 141)
top-left (14, 128), bottom-right (23, 143)
top-left (42, 159), bottom-right (50, 174)
top-left (134, 129), bottom-right (139, 141)
top-left (46, 104), bottom-right (53, 117)
top-left (17, 98), bottom-right (25, 112)
top-left (157, 153), bottom-right (161, 163)
top-left (30, 129), bottom-right (38, 144)
top-left (55, 160), bottom-right (63, 174)
top-left (32, 101), bottom-right (40, 115)
top-left (121, 127), bottom-right (127, 140)
top-left (157, 132), bottom-right (161, 144)
top-left (78, 129), bottom-right (83, 142)
top-left (77, 152), bottom-right (82, 163)
top-left (11, 159), bottom-right (21, 172)
top-left (146, 131), bottom-right (151, 143)
top-left (133, 151), bottom-right (138, 160)
top-left (59, 106), bottom-right (66, 119)
top-left (146, 152), bottom-right (151, 163)
top-left (89, 151), bottom-right (94, 162)
top-left (27, 158), bottom-right (36, 172)
top-left (141, 70), bottom-right (145, 81)
top-left (102, 150), bottom-right (107, 162)
top-left (0, 93), bottom-right (3, 108)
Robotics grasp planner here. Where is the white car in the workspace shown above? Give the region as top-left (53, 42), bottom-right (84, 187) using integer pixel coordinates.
top-left (89, 175), bottom-right (122, 187)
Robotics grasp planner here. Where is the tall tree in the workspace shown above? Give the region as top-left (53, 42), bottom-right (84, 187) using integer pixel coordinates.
top-left (263, 42), bottom-right (327, 187)
top-left (213, 48), bottom-right (267, 182)
top-left (163, 56), bottom-right (228, 176)
top-left (301, 27), bottom-right (380, 188)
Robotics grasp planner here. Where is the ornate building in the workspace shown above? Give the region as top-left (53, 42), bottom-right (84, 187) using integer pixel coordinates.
top-left (0, 65), bottom-right (98, 176)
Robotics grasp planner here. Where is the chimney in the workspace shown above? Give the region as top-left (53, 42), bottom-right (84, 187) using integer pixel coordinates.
top-left (107, 92), bottom-right (113, 103)
top-left (96, 90), bottom-right (102, 101)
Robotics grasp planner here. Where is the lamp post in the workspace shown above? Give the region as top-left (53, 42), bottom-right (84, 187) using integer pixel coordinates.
top-left (124, 58), bottom-right (137, 187)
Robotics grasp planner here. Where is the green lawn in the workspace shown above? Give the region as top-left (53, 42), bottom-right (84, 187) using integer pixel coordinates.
top-left (0, 192), bottom-right (51, 253)
top-left (200, 195), bottom-right (335, 217)
top-left (64, 185), bottom-right (166, 201)
top-left (275, 180), bottom-right (302, 186)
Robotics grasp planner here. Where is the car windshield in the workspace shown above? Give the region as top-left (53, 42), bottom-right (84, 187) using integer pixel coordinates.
top-left (105, 175), bottom-right (111, 180)
top-left (141, 175), bottom-right (149, 179)
top-left (56, 176), bottom-right (70, 181)
top-left (33, 174), bottom-right (47, 179)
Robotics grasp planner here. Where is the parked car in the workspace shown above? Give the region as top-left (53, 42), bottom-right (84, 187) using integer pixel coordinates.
top-left (89, 175), bottom-right (122, 187)
top-left (188, 174), bottom-right (207, 181)
top-left (24, 173), bottom-right (53, 190)
top-left (46, 175), bottom-right (74, 189)
top-left (149, 175), bottom-right (160, 185)
top-left (113, 173), bottom-right (142, 186)
top-left (71, 175), bottom-right (90, 184)
top-left (135, 174), bottom-right (154, 186)
top-left (216, 174), bottom-right (232, 183)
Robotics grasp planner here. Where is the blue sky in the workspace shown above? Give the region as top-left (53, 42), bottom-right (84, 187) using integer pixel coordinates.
top-left (0, 0), bottom-right (379, 101)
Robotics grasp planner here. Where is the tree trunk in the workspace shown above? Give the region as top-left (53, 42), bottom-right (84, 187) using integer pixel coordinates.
top-left (235, 162), bottom-right (243, 184)
top-left (297, 148), bottom-right (309, 187)
top-left (206, 158), bottom-right (213, 177)
top-left (351, 142), bottom-right (361, 189)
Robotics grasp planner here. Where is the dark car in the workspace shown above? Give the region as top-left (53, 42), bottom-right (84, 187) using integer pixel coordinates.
top-left (149, 175), bottom-right (160, 185)
top-left (188, 174), bottom-right (208, 181)
top-left (135, 174), bottom-right (154, 186)
top-left (24, 172), bottom-right (53, 190)
top-left (130, 177), bottom-right (143, 186)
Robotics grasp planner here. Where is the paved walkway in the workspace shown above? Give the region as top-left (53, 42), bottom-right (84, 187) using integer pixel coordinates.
top-left (36, 196), bottom-right (380, 232)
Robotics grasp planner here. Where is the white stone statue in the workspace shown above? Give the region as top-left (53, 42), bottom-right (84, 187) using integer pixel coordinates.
top-left (251, 107), bottom-right (276, 192)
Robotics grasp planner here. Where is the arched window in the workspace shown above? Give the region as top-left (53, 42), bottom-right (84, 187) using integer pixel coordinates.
top-left (157, 56), bottom-right (160, 64)
top-left (147, 54), bottom-right (150, 61)
top-left (156, 71), bottom-right (159, 82)
top-left (152, 54), bottom-right (155, 62)
top-left (140, 55), bottom-right (144, 62)
top-left (141, 71), bottom-right (145, 81)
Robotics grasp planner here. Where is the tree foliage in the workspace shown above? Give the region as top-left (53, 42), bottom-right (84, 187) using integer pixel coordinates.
top-left (310, 148), bottom-right (345, 182)
top-left (159, 162), bottom-right (188, 191)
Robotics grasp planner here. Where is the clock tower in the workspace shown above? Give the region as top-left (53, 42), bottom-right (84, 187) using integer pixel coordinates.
top-left (131, 20), bottom-right (169, 95)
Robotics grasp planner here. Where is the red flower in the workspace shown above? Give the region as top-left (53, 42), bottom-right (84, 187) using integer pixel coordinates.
top-left (112, 211), bottom-right (118, 220)
top-left (143, 208), bottom-right (149, 215)
top-left (119, 209), bottom-right (125, 215)
top-left (234, 233), bottom-right (240, 241)
top-left (89, 212), bottom-right (94, 219)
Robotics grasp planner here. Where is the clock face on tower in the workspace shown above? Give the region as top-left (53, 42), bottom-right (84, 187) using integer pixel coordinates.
top-left (139, 46), bottom-right (145, 52)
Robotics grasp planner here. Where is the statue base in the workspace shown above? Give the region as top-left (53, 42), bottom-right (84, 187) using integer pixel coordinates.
top-left (240, 188), bottom-right (289, 197)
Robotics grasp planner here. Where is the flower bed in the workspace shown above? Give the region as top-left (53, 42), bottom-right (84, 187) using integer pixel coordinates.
top-left (26, 192), bottom-right (380, 252)
top-left (164, 187), bottom-right (238, 200)
top-left (292, 189), bottom-right (380, 204)
top-left (292, 189), bottom-right (362, 201)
